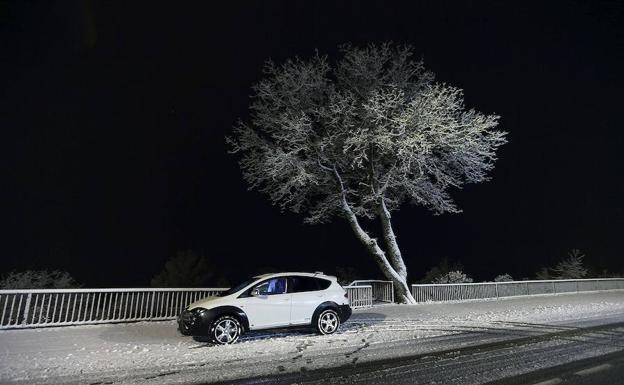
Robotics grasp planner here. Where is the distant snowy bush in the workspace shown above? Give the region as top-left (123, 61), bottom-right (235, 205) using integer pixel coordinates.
top-left (552, 249), bottom-right (588, 279)
top-left (433, 270), bottom-right (473, 284)
top-left (0, 270), bottom-right (80, 289)
top-left (534, 249), bottom-right (590, 280)
top-left (420, 257), bottom-right (465, 283)
top-left (494, 273), bottom-right (514, 282)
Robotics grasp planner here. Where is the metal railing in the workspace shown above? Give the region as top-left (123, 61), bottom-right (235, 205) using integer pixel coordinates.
top-left (0, 284), bottom-right (374, 329)
top-left (3, 278), bottom-right (621, 329)
top-left (345, 285), bottom-right (373, 308)
top-left (348, 280), bottom-right (394, 303)
top-left (0, 288), bottom-right (226, 329)
top-left (411, 278), bottom-right (624, 303)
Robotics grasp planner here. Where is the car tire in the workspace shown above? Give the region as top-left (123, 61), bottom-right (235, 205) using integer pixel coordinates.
top-left (315, 309), bottom-right (340, 335)
top-left (210, 315), bottom-right (243, 345)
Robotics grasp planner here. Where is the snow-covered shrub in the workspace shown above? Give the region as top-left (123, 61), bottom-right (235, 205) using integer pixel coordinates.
top-left (552, 249), bottom-right (588, 279)
top-left (433, 270), bottom-right (473, 284)
top-left (0, 270), bottom-right (80, 289)
top-left (494, 273), bottom-right (513, 282)
top-left (420, 257), bottom-right (464, 283)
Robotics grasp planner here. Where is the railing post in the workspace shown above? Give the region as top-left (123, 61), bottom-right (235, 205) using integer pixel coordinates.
top-left (495, 283), bottom-right (499, 299)
top-left (149, 292), bottom-right (155, 320)
top-left (22, 293), bottom-right (32, 326)
top-left (552, 280), bottom-right (556, 294)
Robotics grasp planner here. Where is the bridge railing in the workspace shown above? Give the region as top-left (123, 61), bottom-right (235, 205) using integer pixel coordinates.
top-left (6, 278), bottom-right (620, 329)
top-left (0, 284), bottom-right (374, 329)
top-left (0, 288), bottom-right (226, 330)
top-left (348, 280), bottom-right (394, 303)
top-left (344, 285), bottom-right (373, 308)
top-left (411, 278), bottom-right (624, 303)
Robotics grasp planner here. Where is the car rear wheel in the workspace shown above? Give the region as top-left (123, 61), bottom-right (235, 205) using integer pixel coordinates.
top-left (316, 309), bottom-right (340, 335)
top-left (211, 315), bottom-right (242, 344)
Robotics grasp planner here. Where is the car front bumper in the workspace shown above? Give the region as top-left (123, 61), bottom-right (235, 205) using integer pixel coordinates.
top-left (177, 308), bottom-right (215, 336)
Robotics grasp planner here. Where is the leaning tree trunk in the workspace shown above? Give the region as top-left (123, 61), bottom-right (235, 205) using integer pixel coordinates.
top-left (340, 198), bottom-right (416, 304)
top-left (377, 199), bottom-right (411, 302)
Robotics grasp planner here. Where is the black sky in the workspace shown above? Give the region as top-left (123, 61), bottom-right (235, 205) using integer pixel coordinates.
top-left (3, 1), bottom-right (624, 286)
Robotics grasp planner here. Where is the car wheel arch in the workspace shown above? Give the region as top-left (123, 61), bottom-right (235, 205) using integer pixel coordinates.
top-left (207, 305), bottom-right (250, 331)
top-left (311, 301), bottom-right (340, 325)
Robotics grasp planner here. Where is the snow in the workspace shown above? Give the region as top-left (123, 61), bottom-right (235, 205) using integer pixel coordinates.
top-left (1, 291), bottom-right (623, 384)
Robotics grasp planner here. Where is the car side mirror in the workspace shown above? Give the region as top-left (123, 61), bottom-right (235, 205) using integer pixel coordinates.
top-left (251, 288), bottom-right (261, 297)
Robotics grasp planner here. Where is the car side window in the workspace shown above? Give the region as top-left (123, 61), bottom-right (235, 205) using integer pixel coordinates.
top-left (289, 276), bottom-right (323, 293)
top-left (254, 277), bottom-right (287, 295)
top-left (315, 278), bottom-right (331, 290)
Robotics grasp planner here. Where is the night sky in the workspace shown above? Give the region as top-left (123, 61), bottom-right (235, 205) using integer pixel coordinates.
top-left (3, 1), bottom-right (624, 287)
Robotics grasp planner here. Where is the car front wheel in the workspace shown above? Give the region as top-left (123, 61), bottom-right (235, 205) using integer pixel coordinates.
top-left (210, 315), bottom-right (242, 345)
top-left (316, 309), bottom-right (340, 335)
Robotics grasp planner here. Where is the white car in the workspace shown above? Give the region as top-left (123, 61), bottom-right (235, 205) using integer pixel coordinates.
top-left (177, 272), bottom-right (352, 344)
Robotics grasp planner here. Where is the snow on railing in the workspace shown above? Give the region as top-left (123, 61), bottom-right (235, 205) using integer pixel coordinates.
top-left (0, 288), bottom-right (227, 330)
top-left (348, 280), bottom-right (394, 303)
top-left (411, 278), bottom-right (624, 303)
top-left (345, 285), bottom-right (373, 308)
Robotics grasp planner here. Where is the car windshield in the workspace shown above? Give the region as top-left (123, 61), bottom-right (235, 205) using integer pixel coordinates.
top-left (218, 277), bottom-right (258, 296)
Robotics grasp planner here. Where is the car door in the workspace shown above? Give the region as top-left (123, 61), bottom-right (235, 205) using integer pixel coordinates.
top-left (288, 276), bottom-right (327, 325)
top-left (239, 277), bottom-right (291, 329)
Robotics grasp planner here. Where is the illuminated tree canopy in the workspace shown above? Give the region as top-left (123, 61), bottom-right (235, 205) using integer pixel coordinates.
top-left (228, 43), bottom-right (507, 303)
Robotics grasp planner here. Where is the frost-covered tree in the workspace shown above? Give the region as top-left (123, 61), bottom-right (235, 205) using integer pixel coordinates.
top-left (228, 43), bottom-right (507, 303)
top-left (433, 270), bottom-right (474, 284)
top-left (494, 273), bottom-right (514, 282)
top-left (552, 249), bottom-right (588, 279)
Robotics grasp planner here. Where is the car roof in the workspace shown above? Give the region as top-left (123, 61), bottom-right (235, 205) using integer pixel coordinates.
top-left (253, 272), bottom-right (336, 280)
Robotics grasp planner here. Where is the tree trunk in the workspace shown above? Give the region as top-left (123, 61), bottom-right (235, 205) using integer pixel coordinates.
top-left (332, 165), bottom-right (415, 304)
top-left (378, 199), bottom-right (411, 301)
top-left (340, 198), bottom-right (416, 304)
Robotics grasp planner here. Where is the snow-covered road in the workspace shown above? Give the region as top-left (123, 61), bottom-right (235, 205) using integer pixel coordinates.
top-left (1, 291), bottom-right (623, 384)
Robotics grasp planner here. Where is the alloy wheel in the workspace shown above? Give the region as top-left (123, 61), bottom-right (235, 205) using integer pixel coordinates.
top-left (213, 318), bottom-right (240, 344)
top-left (318, 310), bottom-right (339, 334)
